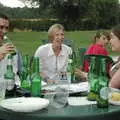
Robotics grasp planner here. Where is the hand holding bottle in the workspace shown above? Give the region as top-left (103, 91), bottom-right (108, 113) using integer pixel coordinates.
top-left (0, 43), bottom-right (15, 56)
top-left (2, 33), bottom-right (16, 56)
top-left (0, 52), bottom-right (4, 60)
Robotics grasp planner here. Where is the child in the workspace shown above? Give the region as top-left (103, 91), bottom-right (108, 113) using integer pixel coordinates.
top-left (83, 30), bottom-right (111, 74)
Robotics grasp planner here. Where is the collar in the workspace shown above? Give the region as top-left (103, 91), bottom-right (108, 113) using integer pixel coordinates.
top-left (48, 44), bottom-right (65, 56)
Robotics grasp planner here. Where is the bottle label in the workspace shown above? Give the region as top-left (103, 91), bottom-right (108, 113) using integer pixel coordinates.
top-left (100, 87), bottom-right (109, 100)
top-left (6, 80), bottom-right (14, 90)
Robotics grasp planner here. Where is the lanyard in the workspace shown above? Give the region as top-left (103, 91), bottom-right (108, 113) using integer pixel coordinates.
top-left (55, 56), bottom-right (58, 72)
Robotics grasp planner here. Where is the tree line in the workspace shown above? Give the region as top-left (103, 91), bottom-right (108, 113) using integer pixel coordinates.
top-left (0, 0), bottom-right (120, 31)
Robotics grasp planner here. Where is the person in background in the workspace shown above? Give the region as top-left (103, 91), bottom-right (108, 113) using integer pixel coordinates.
top-left (109, 25), bottom-right (120, 88)
top-left (0, 12), bottom-right (20, 87)
top-left (34, 24), bottom-right (72, 83)
top-left (83, 30), bottom-right (111, 75)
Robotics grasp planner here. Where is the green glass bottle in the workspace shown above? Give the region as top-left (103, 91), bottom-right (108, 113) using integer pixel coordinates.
top-left (31, 57), bottom-right (41, 97)
top-left (96, 58), bottom-right (109, 108)
top-left (3, 33), bottom-right (16, 56)
top-left (20, 55), bottom-right (31, 91)
top-left (4, 54), bottom-right (15, 90)
top-left (87, 56), bottom-right (99, 101)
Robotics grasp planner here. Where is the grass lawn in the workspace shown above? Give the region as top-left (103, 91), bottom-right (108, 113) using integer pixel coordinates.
top-left (9, 31), bottom-right (119, 56)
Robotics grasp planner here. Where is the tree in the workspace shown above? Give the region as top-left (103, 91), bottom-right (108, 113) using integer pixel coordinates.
top-left (1, 0), bottom-right (119, 30)
top-left (23, 0), bottom-right (89, 29)
top-left (86, 0), bottom-right (119, 29)
top-left (23, 0), bottom-right (120, 29)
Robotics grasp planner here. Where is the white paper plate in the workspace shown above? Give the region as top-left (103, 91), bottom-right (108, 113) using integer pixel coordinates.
top-left (109, 99), bottom-right (120, 105)
top-left (42, 82), bottom-right (88, 94)
top-left (108, 87), bottom-right (120, 105)
top-left (0, 97), bottom-right (49, 112)
top-left (109, 93), bottom-right (120, 105)
top-left (67, 97), bottom-right (96, 106)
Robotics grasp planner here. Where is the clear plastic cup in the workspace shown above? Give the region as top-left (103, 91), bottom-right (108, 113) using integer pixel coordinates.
top-left (53, 79), bottom-right (69, 108)
top-left (44, 72), bottom-right (69, 109)
top-left (51, 85), bottom-right (69, 108)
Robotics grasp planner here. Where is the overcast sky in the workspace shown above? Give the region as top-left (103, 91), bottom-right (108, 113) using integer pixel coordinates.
top-left (0, 0), bottom-right (25, 8)
top-left (0, 0), bottom-right (120, 8)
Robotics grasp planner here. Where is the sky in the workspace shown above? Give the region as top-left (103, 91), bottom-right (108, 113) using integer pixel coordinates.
top-left (0, 0), bottom-right (25, 8)
top-left (0, 0), bottom-right (120, 8)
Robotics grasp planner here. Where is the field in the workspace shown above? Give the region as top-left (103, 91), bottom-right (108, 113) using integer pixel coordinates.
top-left (9, 31), bottom-right (119, 56)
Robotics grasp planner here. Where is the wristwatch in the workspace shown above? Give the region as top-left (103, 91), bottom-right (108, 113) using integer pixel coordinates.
top-left (43, 76), bottom-right (49, 82)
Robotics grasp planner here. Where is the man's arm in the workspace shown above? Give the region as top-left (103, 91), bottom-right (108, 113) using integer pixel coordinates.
top-left (109, 67), bottom-right (120, 88)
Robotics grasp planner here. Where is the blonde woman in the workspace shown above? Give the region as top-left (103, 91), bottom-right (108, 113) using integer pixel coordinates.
top-left (34, 24), bottom-right (72, 83)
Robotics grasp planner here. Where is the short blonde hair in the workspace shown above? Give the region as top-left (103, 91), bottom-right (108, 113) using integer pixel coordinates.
top-left (48, 24), bottom-right (64, 42)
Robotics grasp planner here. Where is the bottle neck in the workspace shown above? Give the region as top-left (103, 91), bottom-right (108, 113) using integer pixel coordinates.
top-left (8, 55), bottom-right (12, 65)
top-left (23, 55), bottom-right (29, 67)
top-left (100, 58), bottom-right (107, 75)
top-left (89, 57), bottom-right (95, 73)
top-left (33, 57), bottom-right (39, 73)
top-left (67, 56), bottom-right (73, 72)
top-left (22, 55), bottom-right (29, 73)
top-left (3, 33), bottom-right (11, 43)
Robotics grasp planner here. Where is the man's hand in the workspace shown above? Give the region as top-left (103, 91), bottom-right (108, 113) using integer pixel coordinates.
top-left (47, 79), bottom-right (56, 84)
top-left (74, 68), bottom-right (88, 80)
top-left (0, 43), bottom-right (15, 59)
top-left (0, 53), bottom-right (4, 60)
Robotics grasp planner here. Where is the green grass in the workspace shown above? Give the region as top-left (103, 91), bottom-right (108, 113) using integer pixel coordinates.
top-left (9, 31), bottom-right (119, 56)
top-left (9, 31), bottom-right (47, 56)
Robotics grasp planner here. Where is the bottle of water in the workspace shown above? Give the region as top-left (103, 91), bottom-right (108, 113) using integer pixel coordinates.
top-left (20, 55), bottom-right (31, 91)
top-left (66, 54), bottom-right (73, 83)
top-left (96, 58), bottom-right (109, 108)
top-left (31, 57), bottom-right (41, 97)
top-left (4, 54), bottom-right (15, 90)
top-left (87, 56), bottom-right (99, 101)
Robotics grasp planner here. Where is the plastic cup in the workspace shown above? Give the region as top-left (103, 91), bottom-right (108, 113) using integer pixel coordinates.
top-left (44, 73), bottom-right (69, 109)
top-left (50, 77), bottom-right (69, 108)
top-left (51, 85), bottom-right (69, 108)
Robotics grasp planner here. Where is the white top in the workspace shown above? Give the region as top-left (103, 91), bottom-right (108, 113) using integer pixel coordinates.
top-left (34, 43), bottom-right (72, 81)
top-left (0, 54), bottom-right (20, 86)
